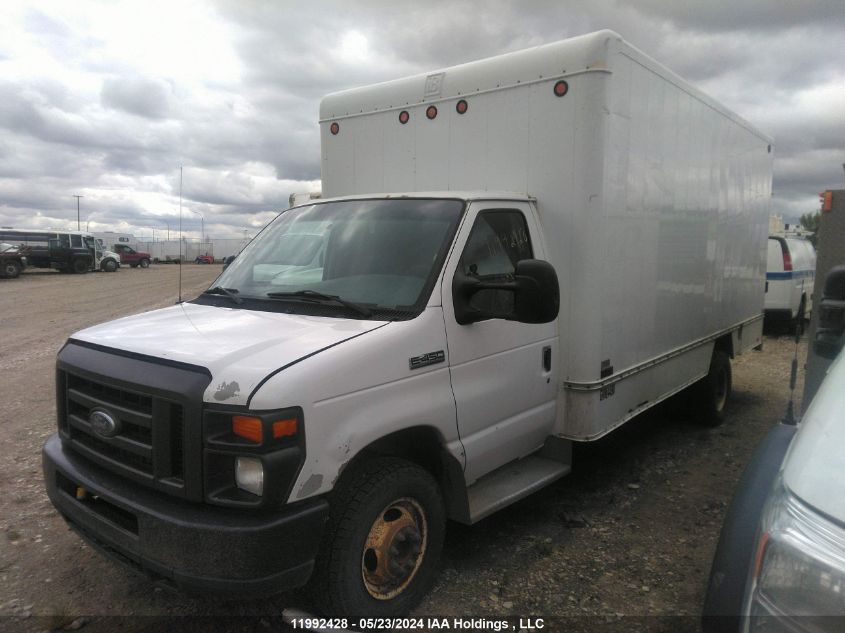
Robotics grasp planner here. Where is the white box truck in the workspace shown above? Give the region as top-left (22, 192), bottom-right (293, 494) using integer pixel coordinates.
top-left (43, 30), bottom-right (772, 617)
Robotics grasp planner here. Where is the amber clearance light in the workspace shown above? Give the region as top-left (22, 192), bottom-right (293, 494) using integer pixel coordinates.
top-left (272, 418), bottom-right (298, 439)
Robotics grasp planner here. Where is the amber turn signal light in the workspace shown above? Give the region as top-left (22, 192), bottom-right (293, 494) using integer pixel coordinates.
top-left (232, 416), bottom-right (263, 443)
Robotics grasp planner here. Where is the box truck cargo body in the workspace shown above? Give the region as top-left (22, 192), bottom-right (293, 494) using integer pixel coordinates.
top-left (320, 29), bottom-right (771, 441)
top-left (43, 30), bottom-right (771, 616)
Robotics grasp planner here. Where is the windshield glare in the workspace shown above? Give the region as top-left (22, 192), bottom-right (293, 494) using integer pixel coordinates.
top-left (216, 199), bottom-right (464, 314)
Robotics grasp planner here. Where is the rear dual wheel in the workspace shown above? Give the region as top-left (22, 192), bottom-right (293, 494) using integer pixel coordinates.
top-left (695, 350), bottom-right (732, 426)
top-left (311, 458), bottom-right (445, 617)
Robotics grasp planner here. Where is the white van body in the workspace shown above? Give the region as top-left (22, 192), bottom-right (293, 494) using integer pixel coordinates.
top-left (43, 30), bottom-right (773, 612)
top-left (765, 236), bottom-right (816, 323)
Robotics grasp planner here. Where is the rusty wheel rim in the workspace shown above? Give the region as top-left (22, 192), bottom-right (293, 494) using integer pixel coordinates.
top-left (361, 497), bottom-right (427, 600)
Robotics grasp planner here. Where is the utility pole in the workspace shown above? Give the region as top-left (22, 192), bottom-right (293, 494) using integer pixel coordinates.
top-left (73, 195), bottom-right (83, 230)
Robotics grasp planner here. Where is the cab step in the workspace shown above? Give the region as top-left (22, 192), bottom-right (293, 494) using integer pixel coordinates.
top-left (466, 455), bottom-right (571, 523)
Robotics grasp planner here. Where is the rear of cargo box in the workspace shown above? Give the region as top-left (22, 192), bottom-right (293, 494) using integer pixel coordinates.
top-left (319, 30), bottom-right (772, 441)
top-left (561, 37), bottom-right (771, 439)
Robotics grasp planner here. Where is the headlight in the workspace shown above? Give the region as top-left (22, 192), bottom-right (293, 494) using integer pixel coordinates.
top-left (235, 456), bottom-right (264, 496)
top-left (745, 480), bottom-right (845, 631)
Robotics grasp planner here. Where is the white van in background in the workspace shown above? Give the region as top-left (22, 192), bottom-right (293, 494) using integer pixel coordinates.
top-left (765, 236), bottom-right (816, 332)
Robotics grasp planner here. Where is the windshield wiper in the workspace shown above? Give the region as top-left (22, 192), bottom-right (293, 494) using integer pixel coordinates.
top-left (203, 286), bottom-right (244, 305)
top-left (265, 290), bottom-right (372, 317)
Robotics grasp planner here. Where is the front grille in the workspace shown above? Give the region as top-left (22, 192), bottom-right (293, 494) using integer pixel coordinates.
top-left (62, 372), bottom-right (185, 491)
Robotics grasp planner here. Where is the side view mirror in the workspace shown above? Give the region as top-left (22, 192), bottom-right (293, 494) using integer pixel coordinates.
top-left (813, 265), bottom-right (845, 360)
top-left (453, 258), bottom-right (560, 325)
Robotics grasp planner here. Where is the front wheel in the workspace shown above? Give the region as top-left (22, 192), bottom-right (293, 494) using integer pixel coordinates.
top-left (102, 259), bottom-right (118, 273)
top-left (139, 258), bottom-right (150, 268)
top-left (2, 260), bottom-right (21, 278)
top-left (310, 458), bottom-right (445, 618)
top-left (695, 350), bottom-right (732, 426)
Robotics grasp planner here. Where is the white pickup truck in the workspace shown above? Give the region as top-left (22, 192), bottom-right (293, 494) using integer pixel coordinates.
top-left (43, 30), bottom-right (772, 616)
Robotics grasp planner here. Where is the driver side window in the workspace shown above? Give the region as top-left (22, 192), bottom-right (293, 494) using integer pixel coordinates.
top-left (458, 210), bottom-right (532, 314)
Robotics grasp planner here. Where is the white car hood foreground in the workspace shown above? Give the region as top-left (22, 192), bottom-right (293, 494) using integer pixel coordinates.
top-left (71, 303), bottom-right (388, 407)
top-left (782, 352), bottom-right (845, 520)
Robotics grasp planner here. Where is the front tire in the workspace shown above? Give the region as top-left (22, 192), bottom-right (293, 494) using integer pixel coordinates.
top-left (695, 350), bottom-right (732, 426)
top-left (2, 260), bottom-right (21, 278)
top-left (310, 458), bottom-right (445, 618)
top-left (139, 258), bottom-right (150, 268)
top-left (102, 259), bottom-right (118, 273)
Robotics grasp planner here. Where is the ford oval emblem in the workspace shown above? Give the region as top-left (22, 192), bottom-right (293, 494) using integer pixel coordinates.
top-left (89, 409), bottom-right (120, 438)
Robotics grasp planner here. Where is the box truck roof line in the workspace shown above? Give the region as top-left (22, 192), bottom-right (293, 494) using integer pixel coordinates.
top-left (320, 29), bottom-right (771, 143)
top-left (320, 67), bottom-right (599, 123)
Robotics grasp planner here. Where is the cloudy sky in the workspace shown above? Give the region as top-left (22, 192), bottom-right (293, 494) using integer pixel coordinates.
top-left (1, 0), bottom-right (843, 240)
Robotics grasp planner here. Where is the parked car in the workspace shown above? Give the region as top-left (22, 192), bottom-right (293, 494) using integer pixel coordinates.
top-left (765, 236), bottom-right (816, 332)
top-left (195, 254), bottom-right (214, 264)
top-left (703, 266), bottom-right (845, 631)
top-left (112, 244), bottom-right (152, 268)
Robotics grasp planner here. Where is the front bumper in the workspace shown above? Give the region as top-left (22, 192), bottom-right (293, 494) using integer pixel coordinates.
top-left (43, 433), bottom-right (329, 596)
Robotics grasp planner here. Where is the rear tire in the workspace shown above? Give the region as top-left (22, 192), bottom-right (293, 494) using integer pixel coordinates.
top-left (695, 350), bottom-right (732, 427)
top-left (310, 458), bottom-right (445, 618)
top-left (139, 258), bottom-right (150, 268)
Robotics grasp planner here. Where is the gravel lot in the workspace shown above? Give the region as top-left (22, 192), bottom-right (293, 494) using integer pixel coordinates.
top-left (0, 265), bottom-right (807, 632)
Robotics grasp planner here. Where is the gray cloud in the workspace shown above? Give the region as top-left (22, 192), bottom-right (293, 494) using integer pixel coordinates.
top-left (101, 76), bottom-right (173, 119)
top-left (1, 1), bottom-right (843, 238)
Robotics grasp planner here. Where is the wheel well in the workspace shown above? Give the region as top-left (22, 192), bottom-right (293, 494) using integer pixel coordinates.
top-left (340, 427), bottom-right (468, 522)
top-left (714, 334), bottom-right (733, 359)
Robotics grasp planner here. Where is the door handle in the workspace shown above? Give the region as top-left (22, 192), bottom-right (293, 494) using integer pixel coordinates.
top-left (542, 346), bottom-right (552, 372)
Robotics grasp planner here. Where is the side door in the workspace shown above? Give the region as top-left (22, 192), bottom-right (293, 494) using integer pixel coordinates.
top-left (48, 233), bottom-right (72, 268)
top-left (441, 201), bottom-right (558, 484)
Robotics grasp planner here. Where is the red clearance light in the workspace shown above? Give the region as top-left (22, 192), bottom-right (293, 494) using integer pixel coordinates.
top-left (232, 416), bottom-right (263, 443)
top-left (272, 418), bottom-right (298, 439)
top-left (426, 105), bottom-right (438, 120)
top-left (553, 80), bottom-right (569, 97)
top-left (399, 110), bottom-right (410, 124)
top-left (781, 243), bottom-right (793, 272)
top-left (821, 190), bottom-right (833, 213)
top-left (456, 99), bottom-right (468, 114)
top-left (330, 122), bottom-right (339, 135)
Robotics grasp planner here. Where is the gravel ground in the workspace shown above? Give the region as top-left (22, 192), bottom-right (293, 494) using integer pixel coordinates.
top-left (0, 265), bottom-right (807, 632)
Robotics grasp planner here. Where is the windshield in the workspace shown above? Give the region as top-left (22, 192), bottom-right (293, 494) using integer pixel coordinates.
top-left (209, 198), bottom-right (464, 318)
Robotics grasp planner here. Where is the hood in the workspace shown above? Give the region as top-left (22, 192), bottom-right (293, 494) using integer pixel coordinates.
top-left (782, 352), bottom-right (845, 521)
top-left (71, 303), bottom-right (388, 406)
